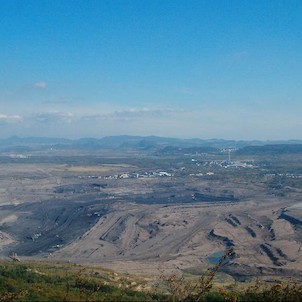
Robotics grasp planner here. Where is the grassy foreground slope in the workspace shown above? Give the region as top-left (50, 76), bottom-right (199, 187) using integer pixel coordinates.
top-left (1, 260), bottom-right (302, 301)
top-left (0, 260), bottom-right (158, 302)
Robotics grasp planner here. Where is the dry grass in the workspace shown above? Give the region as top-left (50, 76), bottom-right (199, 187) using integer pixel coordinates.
top-left (160, 249), bottom-right (236, 301)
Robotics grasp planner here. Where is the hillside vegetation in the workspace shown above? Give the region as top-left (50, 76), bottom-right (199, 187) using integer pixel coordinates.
top-left (0, 260), bottom-right (156, 302)
top-left (1, 259), bottom-right (302, 301)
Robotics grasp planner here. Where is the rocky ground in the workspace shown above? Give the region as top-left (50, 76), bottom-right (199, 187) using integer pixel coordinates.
top-left (0, 157), bottom-right (302, 281)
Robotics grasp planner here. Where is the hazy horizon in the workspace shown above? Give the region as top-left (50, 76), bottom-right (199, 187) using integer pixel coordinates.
top-left (1, 134), bottom-right (302, 143)
top-left (1, 1), bottom-right (301, 140)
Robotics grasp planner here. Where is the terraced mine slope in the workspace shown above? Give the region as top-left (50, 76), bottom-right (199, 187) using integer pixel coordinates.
top-left (0, 144), bottom-right (302, 281)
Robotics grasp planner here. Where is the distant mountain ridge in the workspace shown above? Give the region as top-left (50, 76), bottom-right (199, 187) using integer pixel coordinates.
top-left (0, 135), bottom-right (301, 152)
top-left (236, 144), bottom-right (302, 155)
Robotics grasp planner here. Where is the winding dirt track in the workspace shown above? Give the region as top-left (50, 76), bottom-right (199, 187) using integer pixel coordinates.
top-left (50, 196), bottom-right (302, 278)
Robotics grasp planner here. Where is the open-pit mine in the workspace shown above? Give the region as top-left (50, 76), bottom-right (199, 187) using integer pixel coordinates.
top-left (1, 137), bottom-right (302, 282)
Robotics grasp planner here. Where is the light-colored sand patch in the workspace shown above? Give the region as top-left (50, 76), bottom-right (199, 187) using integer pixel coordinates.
top-left (0, 231), bottom-right (15, 250)
top-left (0, 214), bottom-right (18, 225)
top-left (66, 164), bottom-right (136, 173)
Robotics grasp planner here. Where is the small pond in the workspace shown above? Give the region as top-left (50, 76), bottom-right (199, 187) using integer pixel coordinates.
top-left (207, 251), bottom-right (226, 264)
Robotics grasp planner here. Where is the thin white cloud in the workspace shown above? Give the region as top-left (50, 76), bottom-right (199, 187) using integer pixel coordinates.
top-left (33, 81), bottom-right (48, 89)
top-left (81, 108), bottom-right (183, 121)
top-left (0, 114), bottom-right (22, 123)
top-left (42, 96), bottom-right (84, 105)
top-left (33, 111), bottom-right (74, 124)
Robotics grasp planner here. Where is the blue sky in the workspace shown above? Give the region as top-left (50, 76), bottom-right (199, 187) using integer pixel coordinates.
top-left (0, 0), bottom-right (301, 139)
